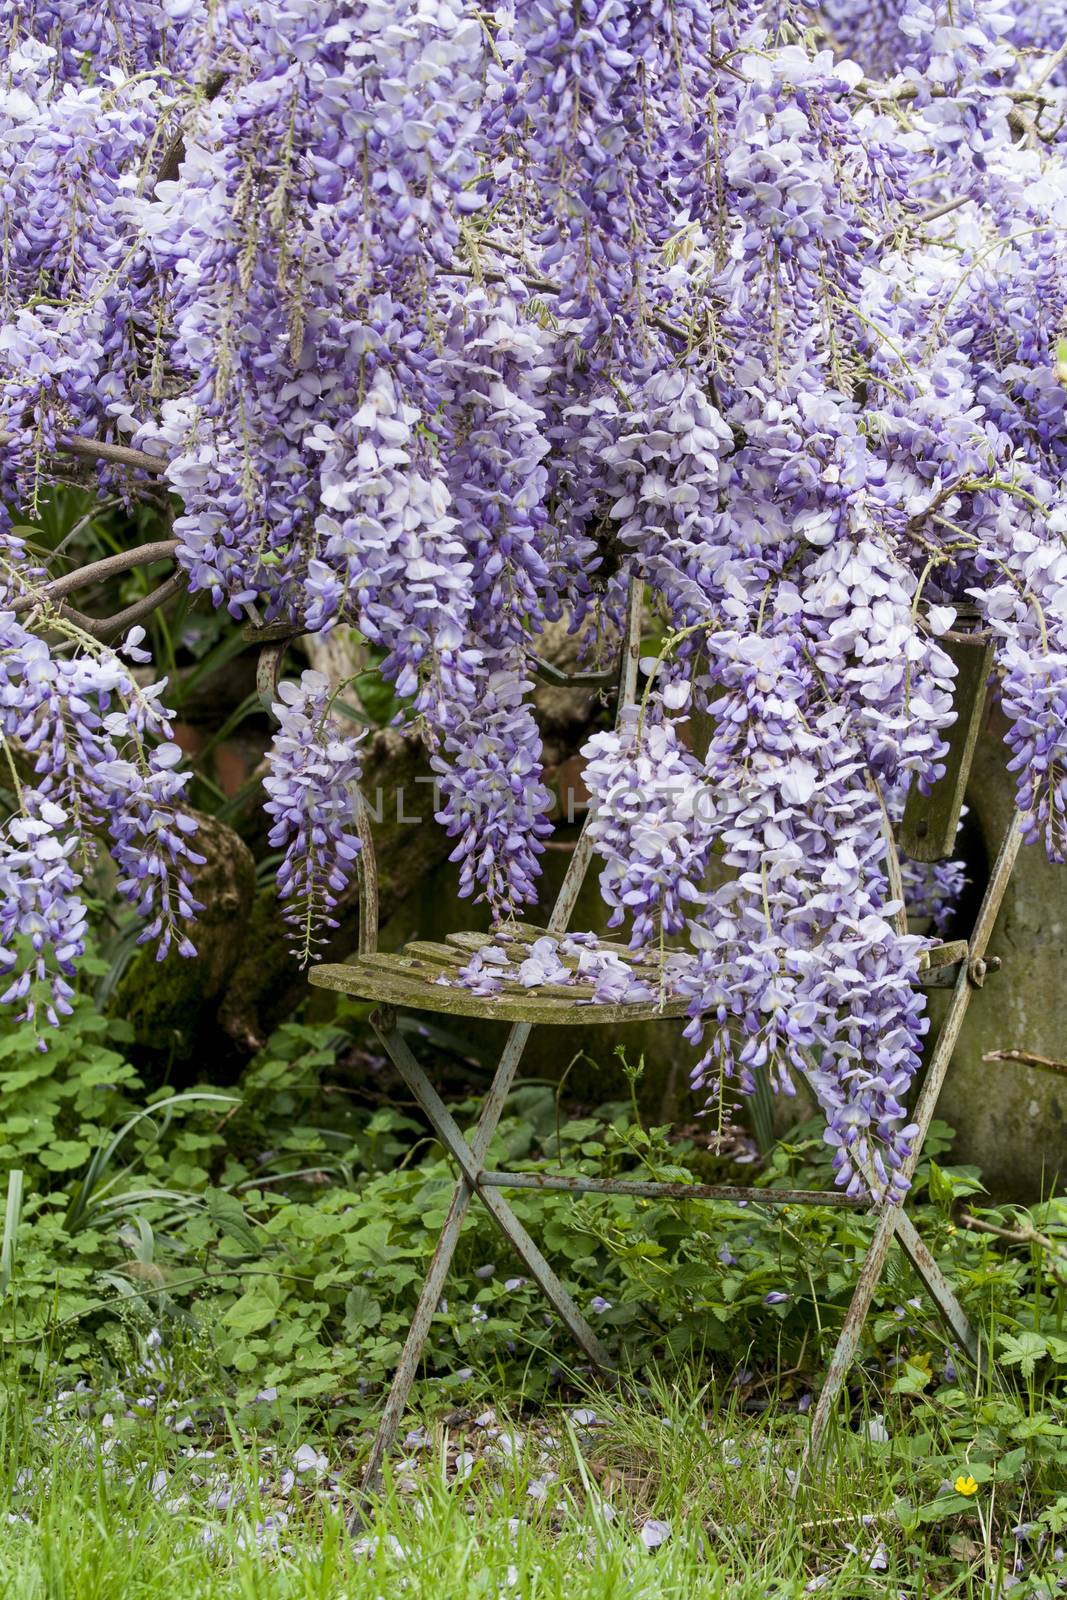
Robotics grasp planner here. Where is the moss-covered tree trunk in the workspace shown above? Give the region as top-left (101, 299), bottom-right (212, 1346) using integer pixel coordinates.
top-left (109, 809), bottom-right (257, 1069)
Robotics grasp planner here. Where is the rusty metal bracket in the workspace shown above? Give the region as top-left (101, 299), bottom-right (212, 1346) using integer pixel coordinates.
top-left (967, 953), bottom-right (1002, 989)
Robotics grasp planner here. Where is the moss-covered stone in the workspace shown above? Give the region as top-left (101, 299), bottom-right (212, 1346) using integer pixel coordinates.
top-left (928, 706), bottom-right (1067, 1199)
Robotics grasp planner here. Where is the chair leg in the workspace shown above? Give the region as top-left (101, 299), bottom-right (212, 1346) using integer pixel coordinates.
top-left (800, 962), bottom-right (978, 1482)
top-left (357, 1172), bottom-right (479, 1507)
top-left (356, 1019), bottom-right (533, 1505)
top-left (375, 1017), bottom-right (615, 1374)
top-left (800, 812), bottom-right (1023, 1480)
top-left (893, 1211), bottom-right (981, 1367)
top-left (797, 1203), bottom-right (985, 1484)
top-left (800, 1204), bottom-right (898, 1476)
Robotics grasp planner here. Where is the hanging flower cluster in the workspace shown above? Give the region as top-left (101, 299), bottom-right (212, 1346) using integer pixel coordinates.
top-left (3, 0), bottom-right (1067, 1191)
top-left (0, 603), bottom-right (201, 1042)
top-left (263, 670), bottom-right (365, 963)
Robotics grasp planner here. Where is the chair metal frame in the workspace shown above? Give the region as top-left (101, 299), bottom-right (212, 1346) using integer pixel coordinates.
top-left (254, 577), bottom-right (1017, 1501)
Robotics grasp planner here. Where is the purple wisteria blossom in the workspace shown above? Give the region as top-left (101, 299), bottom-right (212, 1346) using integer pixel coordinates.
top-left (264, 671), bottom-right (365, 963)
top-left (1, 0), bottom-right (1067, 1186)
top-left (0, 599), bottom-right (200, 1038)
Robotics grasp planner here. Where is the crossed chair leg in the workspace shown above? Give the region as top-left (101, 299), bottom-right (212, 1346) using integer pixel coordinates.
top-left (355, 814), bottom-right (1023, 1515)
top-left (357, 1014), bottom-right (615, 1507)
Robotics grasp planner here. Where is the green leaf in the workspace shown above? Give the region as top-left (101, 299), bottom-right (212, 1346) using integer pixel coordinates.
top-left (891, 1361), bottom-right (933, 1395)
top-left (1010, 1411), bottom-right (1065, 1441)
top-left (0, 1169), bottom-right (23, 1298)
top-left (995, 1447), bottom-right (1028, 1482)
top-left (38, 1140), bottom-right (93, 1172)
top-left (926, 1159), bottom-right (954, 1210)
top-left (344, 1285), bottom-right (382, 1333)
top-left (917, 1494), bottom-right (973, 1524)
top-left (999, 1330), bottom-right (1049, 1378)
top-left (204, 1190), bottom-right (260, 1254)
top-left (223, 1276), bottom-right (282, 1334)
top-left (0, 1060), bottom-right (56, 1088)
top-left (75, 1053), bottom-right (137, 1088)
top-left (893, 1497), bottom-right (918, 1534)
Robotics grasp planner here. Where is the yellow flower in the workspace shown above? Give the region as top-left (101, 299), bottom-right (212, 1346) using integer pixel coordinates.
top-left (954, 1474), bottom-right (979, 1497)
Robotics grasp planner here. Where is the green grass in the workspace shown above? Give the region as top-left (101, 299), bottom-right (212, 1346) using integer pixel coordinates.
top-left (0, 1372), bottom-right (1060, 1599)
top-left (0, 1002), bottom-right (1063, 1596)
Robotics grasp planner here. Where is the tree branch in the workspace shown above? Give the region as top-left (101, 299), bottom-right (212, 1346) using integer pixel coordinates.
top-left (878, 194), bottom-right (971, 247)
top-left (450, 245), bottom-right (693, 346)
top-left (10, 540), bottom-right (180, 615)
top-left (153, 70), bottom-right (230, 190)
top-left (53, 572), bottom-right (187, 642)
top-left (983, 1047), bottom-right (1067, 1079)
top-left (960, 1213), bottom-right (1067, 1286)
top-left (1031, 39), bottom-right (1067, 94)
top-left (0, 429), bottom-right (168, 477)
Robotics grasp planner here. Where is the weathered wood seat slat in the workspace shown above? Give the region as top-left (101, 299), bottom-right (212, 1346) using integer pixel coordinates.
top-left (920, 938), bottom-right (969, 972)
top-left (308, 963), bottom-right (691, 1024)
top-left (308, 924), bottom-right (970, 1023)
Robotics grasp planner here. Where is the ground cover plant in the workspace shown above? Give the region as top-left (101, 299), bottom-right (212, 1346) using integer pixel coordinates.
top-left (0, 986), bottom-right (1064, 1595)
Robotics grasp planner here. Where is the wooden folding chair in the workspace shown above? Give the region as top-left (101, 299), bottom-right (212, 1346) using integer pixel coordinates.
top-left (251, 579), bottom-right (1016, 1500)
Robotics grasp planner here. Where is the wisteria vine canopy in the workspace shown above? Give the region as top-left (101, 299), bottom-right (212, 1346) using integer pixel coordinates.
top-left (2, 0), bottom-right (1067, 1201)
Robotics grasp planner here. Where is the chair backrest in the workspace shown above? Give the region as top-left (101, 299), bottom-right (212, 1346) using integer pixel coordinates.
top-left (352, 777), bottom-right (379, 956)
